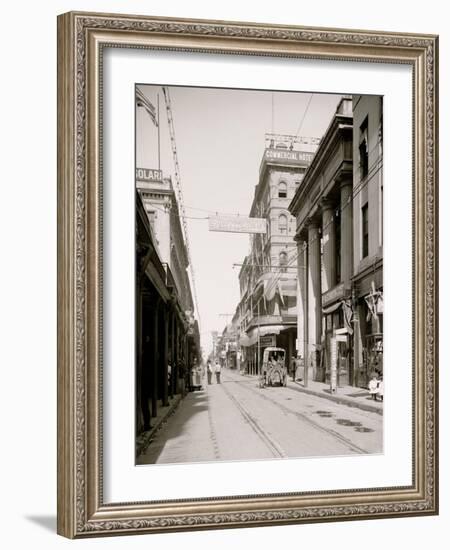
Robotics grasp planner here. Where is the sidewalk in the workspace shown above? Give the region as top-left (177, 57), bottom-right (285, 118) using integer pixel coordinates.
top-left (238, 370), bottom-right (383, 415)
top-left (290, 378), bottom-right (383, 415)
top-left (136, 393), bottom-right (183, 457)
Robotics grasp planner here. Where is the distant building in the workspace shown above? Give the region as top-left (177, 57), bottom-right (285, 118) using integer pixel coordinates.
top-left (238, 133), bottom-right (319, 374)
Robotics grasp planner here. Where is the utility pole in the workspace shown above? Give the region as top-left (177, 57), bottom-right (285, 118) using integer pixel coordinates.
top-left (219, 313), bottom-right (234, 369)
top-left (257, 300), bottom-right (261, 376)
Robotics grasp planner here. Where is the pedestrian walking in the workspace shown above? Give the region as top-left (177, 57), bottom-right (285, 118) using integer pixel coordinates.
top-left (377, 376), bottom-right (384, 402)
top-left (368, 373), bottom-right (379, 401)
top-left (290, 356), bottom-right (296, 381)
top-left (214, 360), bottom-right (221, 384)
top-left (207, 360), bottom-right (213, 385)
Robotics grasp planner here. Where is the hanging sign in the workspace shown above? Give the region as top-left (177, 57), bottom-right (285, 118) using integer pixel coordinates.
top-left (208, 215), bottom-right (266, 234)
top-left (259, 335), bottom-right (276, 347)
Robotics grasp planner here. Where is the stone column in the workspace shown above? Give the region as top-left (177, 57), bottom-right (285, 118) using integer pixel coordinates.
top-left (136, 278), bottom-right (143, 431)
top-left (175, 318), bottom-right (180, 394)
top-left (340, 180), bottom-right (353, 285)
top-left (321, 198), bottom-right (336, 292)
top-left (352, 288), bottom-right (361, 387)
top-left (296, 238), bottom-right (307, 384)
top-left (162, 306), bottom-right (169, 407)
top-left (151, 300), bottom-right (159, 418)
top-left (307, 220), bottom-right (322, 381)
top-left (170, 311), bottom-right (175, 398)
top-left (184, 335), bottom-right (189, 394)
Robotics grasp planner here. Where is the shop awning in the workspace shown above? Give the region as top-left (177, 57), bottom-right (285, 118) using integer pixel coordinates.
top-left (322, 301), bottom-right (342, 315)
top-left (322, 300), bottom-right (354, 335)
top-left (241, 325), bottom-right (286, 347)
top-left (239, 333), bottom-right (253, 347)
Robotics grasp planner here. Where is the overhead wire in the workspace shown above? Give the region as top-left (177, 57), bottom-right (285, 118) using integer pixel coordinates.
top-left (240, 157), bottom-right (383, 327)
top-left (294, 93), bottom-right (314, 138)
top-left (162, 87), bottom-right (202, 332)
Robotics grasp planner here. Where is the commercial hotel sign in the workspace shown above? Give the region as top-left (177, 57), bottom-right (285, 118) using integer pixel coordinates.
top-left (265, 149), bottom-right (314, 163)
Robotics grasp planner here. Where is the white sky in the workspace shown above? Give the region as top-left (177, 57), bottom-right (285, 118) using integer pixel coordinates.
top-left (136, 85), bottom-right (343, 356)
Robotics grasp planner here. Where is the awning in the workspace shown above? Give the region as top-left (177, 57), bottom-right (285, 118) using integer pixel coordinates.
top-left (322, 300), bottom-right (354, 335)
top-left (241, 325), bottom-right (286, 347)
top-left (322, 301), bottom-right (342, 315)
top-left (253, 325), bottom-right (284, 337)
top-left (239, 333), bottom-right (253, 347)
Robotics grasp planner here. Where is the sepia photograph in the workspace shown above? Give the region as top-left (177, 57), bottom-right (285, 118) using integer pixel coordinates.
top-left (135, 85), bottom-right (384, 465)
top-left (55, 9), bottom-right (438, 538)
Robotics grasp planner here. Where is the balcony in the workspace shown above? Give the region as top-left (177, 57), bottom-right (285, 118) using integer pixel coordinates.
top-left (247, 314), bottom-right (296, 330)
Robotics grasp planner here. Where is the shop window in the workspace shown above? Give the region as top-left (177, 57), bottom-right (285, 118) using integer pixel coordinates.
top-left (279, 251), bottom-right (288, 272)
top-left (359, 116), bottom-right (369, 180)
top-left (278, 181), bottom-right (287, 198)
top-left (147, 210), bottom-right (156, 233)
top-left (278, 214), bottom-right (288, 234)
top-left (362, 203), bottom-right (369, 258)
top-left (336, 211), bottom-right (341, 283)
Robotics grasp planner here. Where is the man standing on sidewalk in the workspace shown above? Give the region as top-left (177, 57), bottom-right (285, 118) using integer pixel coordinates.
top-left (214, 360), bottom-right (222, 384)
top-left (206, 360), bottom-right (213, 385)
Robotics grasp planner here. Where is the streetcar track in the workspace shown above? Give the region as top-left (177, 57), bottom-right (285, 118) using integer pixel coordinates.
top-left (206, 391), bottom-right (222, 460)
top-left (219, 382), bottom-right (287, 459)
top-left (229, 378), bottom-right (369, 455)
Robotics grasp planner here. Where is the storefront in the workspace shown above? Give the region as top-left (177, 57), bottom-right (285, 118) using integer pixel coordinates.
top-left (322, 299), bottom-right (354, 386)
top-left (241, 325), bottom-right (295, 375)
top-left (353, 269), bottom-right (383, 388)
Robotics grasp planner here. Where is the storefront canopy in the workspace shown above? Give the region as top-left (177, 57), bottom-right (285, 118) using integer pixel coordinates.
top-left (240, 325), bottom-right (287, 347)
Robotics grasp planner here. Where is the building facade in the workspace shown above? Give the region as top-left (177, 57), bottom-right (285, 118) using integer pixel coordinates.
top-left (351, 95), bottom-right (383, 387)
top-left (289, 96), bottom-right (383, 388)
top-left (238, 134), bottom-right (319, 375)
top-left (136, 173), bottom-right (201, 440)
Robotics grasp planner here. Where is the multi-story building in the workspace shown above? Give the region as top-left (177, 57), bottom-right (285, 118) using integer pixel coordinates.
top-left (238, 133), bottom-right (319, 374)
top-left (289, 97), bottom-right (353, 385)
top-left (351, 95), bottom-right (383, 387)
top-left (135, 118), bottom-right (201, 440)
top-left (289, 96), bottom-right (383, 388)
top-left (137, 173), bottom-right (201, 365)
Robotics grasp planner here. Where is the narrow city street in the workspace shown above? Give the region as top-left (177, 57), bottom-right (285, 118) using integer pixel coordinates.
top-left (137, 368), bottom-right (383, 465)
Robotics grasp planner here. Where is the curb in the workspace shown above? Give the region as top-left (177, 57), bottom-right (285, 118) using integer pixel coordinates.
top-left (290, 383), bottom-right (383, 415)
top-left (136, 394), bottom-right (183, 457)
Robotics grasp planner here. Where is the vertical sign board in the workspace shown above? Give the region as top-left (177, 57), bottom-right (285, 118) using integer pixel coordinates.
top-left (330, 336), bottom-right (337, 393)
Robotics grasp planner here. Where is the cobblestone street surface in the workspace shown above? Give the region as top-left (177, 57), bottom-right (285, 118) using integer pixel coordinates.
top-left (137, 368), bottom-right (383, 465)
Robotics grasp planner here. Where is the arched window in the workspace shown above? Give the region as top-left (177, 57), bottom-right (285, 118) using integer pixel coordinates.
top-left (278, 181), bottom-right (287, 198)
top-left (279, 251), bottom-right (288, 272)
top-left (278, 214), bottom-right (288, 234)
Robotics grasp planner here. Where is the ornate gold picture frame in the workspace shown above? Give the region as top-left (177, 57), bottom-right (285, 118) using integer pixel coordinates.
top-left (57, 11), bottom-right (438, 538)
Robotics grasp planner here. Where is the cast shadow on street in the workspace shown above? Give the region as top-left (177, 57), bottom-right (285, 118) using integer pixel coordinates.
top-left (140, 391), bottom-right (209, 464)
